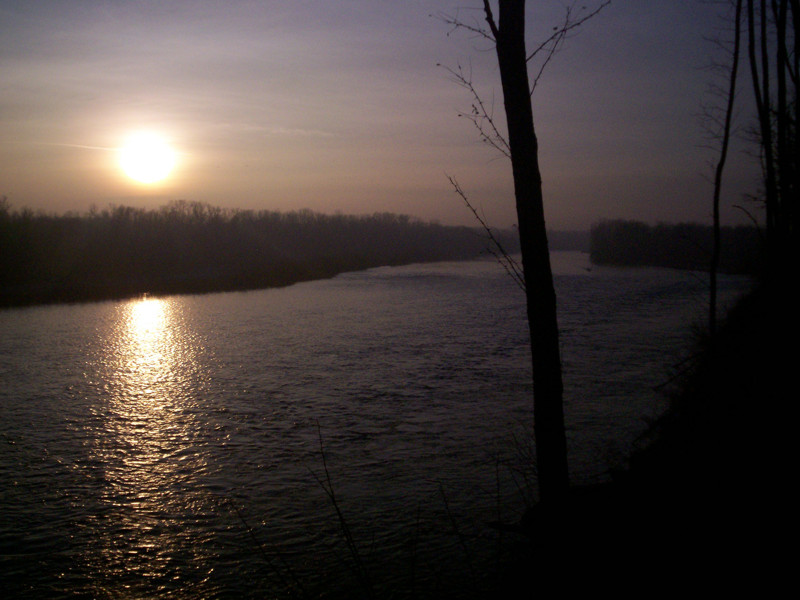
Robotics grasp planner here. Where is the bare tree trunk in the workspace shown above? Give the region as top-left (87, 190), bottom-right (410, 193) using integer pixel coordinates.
top-left (485, 0), bottom-right (569, 503)
top-left (748, 0), bottom-right (778, 245)
top-left (711, 0), bottom-right (743, 337)
top-left (746, 0), bottom-right (797, 275)
top-left (774, 0), bottom-right (789, 247)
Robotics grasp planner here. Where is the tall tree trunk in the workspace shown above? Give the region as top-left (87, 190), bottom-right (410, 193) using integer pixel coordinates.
top-left (711, 0), bottom-right (743, 337)
top-left (774, 0), bottom-right (789, 247)
top-left (486, 0), bottom-right (569, 503)
top-left (746, 0), bottom-right (797, 274)
top-left (748, 0), bottom-right (778, 244)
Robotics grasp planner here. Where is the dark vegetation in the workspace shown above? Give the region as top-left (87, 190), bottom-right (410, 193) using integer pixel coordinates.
top-left (589, 219), bottom-right (761, 274)
top-left (0, 199), bottom-right (521, 308)
top-left (513, 280), bottom-right (793, 595)
top-left (547, 229), bottom-right (589, 252)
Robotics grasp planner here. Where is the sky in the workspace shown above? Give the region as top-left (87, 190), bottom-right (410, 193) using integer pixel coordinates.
top-left (1, 0), bottom-right (762, 230)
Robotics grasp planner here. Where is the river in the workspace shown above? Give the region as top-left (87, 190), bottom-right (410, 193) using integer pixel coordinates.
top-left (0, 252), bottom-right (750, 598)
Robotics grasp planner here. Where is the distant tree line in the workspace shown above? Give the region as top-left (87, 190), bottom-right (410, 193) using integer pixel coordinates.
top-left (0, 199), bottom-right (514, 308)
top-left (589, 219), bottom-right (761, 274)
top-left (547, 230), bottom-right (589, 252)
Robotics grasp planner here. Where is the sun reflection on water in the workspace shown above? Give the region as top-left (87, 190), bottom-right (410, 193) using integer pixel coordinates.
top-left (79, 296), bottom-right (219, 595)
top-left (131, 296), bottom-right (167, 343)
top-left (128, 297), bottom-right (170, 386)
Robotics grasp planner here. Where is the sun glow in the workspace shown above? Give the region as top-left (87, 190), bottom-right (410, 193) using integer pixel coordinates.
top-left (119, 132), bottom-right (177, 184)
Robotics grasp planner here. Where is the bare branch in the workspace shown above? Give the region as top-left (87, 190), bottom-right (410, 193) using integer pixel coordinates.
top-left (447, 174), bottom-right (526, 291)
top-left (482, 0), bottom-right (500, 40)
top-left (526, 1), bottom-right (610, 63)
top-left (441, 2), bottom-right (610, 96)
top-left (437, 6), bottom-right (495, 43)
top-left (308, 421), bottom-right (374, 597)
top-left (439, 62), bottom-right (511, 158)
top-left (733, 203), bottom-right (763, 228)
top-left (527, 1), bottom-right (611, 94)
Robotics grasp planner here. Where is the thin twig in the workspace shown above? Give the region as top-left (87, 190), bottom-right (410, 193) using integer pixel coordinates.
top-left (527, 1), bottom-right (611, 93)
top-left (447, 174), bottom-right (526, 291)
top-left (437, 6), bottom-right (496, 43)
top-left (438, 483), bottom-right (477, 580)
top-left (308, 420), bottom-right (374, 598)
top-left (527, 2), bottom-right (611, 62)
top-left (439, 62), bottom-right (511, 159)
top-left (226, 497), bottom-right (308, 598)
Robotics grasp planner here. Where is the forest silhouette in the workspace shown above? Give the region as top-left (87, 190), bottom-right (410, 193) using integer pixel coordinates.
top-left (0, 199), bottom-right (521, 308)
top-left (589, 219), bottom-right (760, 274)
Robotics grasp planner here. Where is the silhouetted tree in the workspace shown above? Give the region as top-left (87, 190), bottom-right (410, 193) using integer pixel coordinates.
top-left (484, 0), bottom-right (570, 503)
top-left (444, 1), bottom-right (607, 504)
top-left (707, 0), bottom-right (744, 336)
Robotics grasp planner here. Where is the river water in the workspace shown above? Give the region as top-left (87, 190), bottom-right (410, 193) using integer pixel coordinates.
top-left (0, 252), bottom-right (750, 598)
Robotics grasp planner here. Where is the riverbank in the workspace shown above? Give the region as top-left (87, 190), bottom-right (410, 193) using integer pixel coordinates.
top-left (511, 282), bottom-right (792, 594)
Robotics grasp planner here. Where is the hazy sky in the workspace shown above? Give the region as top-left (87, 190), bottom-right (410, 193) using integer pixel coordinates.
top-left (1, 0), bottom-right (761, 229)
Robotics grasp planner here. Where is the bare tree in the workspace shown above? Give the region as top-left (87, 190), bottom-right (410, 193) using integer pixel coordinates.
top-left (745, 0), bottom-right (798, 276)
top-left (444, 1), bottom-right (608, 505)
top-left (707, 0), bottom-right (744, 337)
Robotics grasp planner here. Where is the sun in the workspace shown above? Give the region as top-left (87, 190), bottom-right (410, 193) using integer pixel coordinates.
top-left (119, 132), bottom-right (177, 184)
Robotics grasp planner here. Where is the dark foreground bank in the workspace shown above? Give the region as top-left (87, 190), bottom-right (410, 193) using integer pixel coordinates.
top-left (507, 282), bottom-right (793, 595)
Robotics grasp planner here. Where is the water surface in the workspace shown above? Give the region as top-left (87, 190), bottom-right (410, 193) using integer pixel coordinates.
top-left (0, 252), bottom-right (750, 598)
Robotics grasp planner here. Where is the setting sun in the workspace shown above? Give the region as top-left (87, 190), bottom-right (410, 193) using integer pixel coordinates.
top-left (119, 132), bottom-right (177, 184)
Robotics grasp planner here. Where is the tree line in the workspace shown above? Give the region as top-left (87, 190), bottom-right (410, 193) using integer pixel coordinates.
top-left (589, 219), bottom-right (761, 274)
top-left (0, 199), bottom-right (515, 308)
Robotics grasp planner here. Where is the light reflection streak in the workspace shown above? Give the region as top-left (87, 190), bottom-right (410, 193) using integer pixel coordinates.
top-left (79, 296), bottom-right (218, 596)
